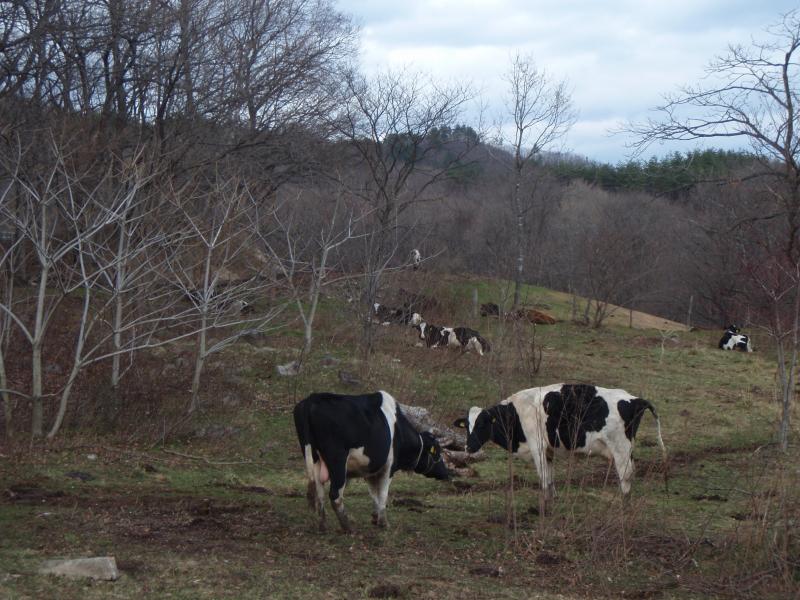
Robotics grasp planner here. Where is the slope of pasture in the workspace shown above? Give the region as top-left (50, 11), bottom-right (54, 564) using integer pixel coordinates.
top-left (1, 276), bottom-right (796, 600)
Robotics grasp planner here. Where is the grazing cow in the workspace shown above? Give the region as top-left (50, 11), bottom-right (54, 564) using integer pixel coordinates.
top-left (480, 302), bottom-right (500, 317)
top-left (718, 324), bottom-right (752, 352)
top-left (453, 384), bottom-right (667, 509)
top-left (442, 326), bottom-right (491, 355)
top-left (373, 303), bottom-right (422, 327)
top-left (416, 321), bottom-right (448, 348)
top-left (410, 249), bottom-right (422, 271)
top-left (294, 391), bottom-right (450, 532)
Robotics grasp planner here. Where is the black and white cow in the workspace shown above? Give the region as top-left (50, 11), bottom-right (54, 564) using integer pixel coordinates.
top-left (373, 303), bottom-right (422, 327)
top-left (416, 321), bottom-right (448, 348)
top-left (718, 324), bottom-right (753, 352)
top-left (442, 326), bottom-right (491, 355)
top-left (410, 249), bottom-right (421, 271)
top-left (294, 391), bottom-right (450, 532)
top-left (454, 384), bottom-right (666, 508)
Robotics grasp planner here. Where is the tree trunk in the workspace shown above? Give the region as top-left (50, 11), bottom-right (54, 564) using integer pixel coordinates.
top-left (189, 321), bottom-right (206, 414)
top-left (31, 263), bottom-right (49, 438)
top-left (110, 218), bottom-right (129, 419)
top-left (512, 170), bottom-right (524, 310)
top-left (0, 348), bottom-right (11, 439)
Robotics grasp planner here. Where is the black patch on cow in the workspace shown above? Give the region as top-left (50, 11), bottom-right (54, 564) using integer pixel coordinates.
top-left (468, 404), bottom-right (527, 454)
top-left (294, 392), bottom-right (449, 486)
top-left (616, 398), bottom-right (653, 441)
top-left (421, 323), bottom-right (447, 347)
top-left (542, 384), bottom-right (610, 450)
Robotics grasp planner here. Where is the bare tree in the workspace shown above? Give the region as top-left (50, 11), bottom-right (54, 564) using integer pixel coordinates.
top-left (331, 68), bottom-right (475, 358)
top-left (255, 191), bottom-right (365, 369)
top-left (498, 52), bottom-right (576, 309)
top-left (628, 10), bottom-right (800, 450)
top-left (165, 176), bottom-right (283, 414)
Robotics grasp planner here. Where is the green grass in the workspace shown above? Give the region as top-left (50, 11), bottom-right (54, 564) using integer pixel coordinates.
top-left (1, 274), bottom-right (797, 599)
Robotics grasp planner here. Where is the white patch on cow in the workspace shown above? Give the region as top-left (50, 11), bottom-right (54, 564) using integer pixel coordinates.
top-left (466, 336), bottom-right (483, 355)
top-left (467, 406), bottom-right (483, 434)
top-left (378, 391), bottom-right (398, 474)
top-left (346, 446), bottom-right (371, 475)
top-left (722, 334), bottom-right (752, 351)
top-left (441, 327), bottom-right (459, 348)
top-left (373, 303), bottom-right (381, 314)
top-left (418, 322), bottom-right (427, 339)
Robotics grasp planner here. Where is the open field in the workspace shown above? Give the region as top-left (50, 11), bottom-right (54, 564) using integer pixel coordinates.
top-left (1, 276), bottom-right (798, 599)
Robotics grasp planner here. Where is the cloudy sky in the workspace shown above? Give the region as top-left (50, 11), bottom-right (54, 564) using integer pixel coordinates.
top-left (337, 1), bottom-right (797, 163)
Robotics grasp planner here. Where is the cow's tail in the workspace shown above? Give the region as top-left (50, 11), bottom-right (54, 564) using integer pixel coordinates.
top-left (645, 401), bottom-right (669, 492)
top-left (478, 335), bottom-right (491, 354)
top-left (293, 399), bottom-right (318, 509)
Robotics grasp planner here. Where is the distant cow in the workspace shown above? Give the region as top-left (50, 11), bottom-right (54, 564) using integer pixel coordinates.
top-left (454, 384), bottom-right (667, 509)
top-left (480, 302), bottom-right (500, 317)
top-left (416, 321), bottom-right (448, 348)
top-left (718, 324), bottom-right (752, 352)
top-left (373, 303), bottom-right (422, 327)
top-left (294, 391), bottom-right (450, 532)
top-left (506, 308), bottom-right (558, 325)
top-left (410, 249), bottom-right (421, 271)
top-left (442, 326), bottom-right (491, 355)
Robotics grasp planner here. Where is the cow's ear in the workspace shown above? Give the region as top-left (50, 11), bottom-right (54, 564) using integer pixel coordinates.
top-left (452, 418), bottom-right (468, 429)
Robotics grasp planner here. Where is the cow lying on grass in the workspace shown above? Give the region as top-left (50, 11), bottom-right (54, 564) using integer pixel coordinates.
top-left (416, 322), bottom-right (490, 355)
top-left (294, 391), bottom-right (450, 532)
top-left (373, 303), bottom-right (422, 327)
top-left (718, 324), bottom-right (753, 352)
top-left (442, 326), bottom-right (491, 355)
top-left (454, 384), bottom-right (667, 511)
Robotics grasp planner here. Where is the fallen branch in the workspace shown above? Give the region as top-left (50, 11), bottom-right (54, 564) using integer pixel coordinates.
top-left (161, 449), bottom-right (254, 465)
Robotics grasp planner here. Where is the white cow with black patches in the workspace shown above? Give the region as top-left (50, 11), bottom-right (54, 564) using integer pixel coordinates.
top-left (454, 384), bottom-right (667, 511)
top-left (294, 391), bottom-right (450, 532)
top-left (718, 324), bottom-right (753, 352)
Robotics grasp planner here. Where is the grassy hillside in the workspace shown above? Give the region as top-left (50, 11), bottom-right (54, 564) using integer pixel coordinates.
top-left (1, 274), bottom-right (797, 599)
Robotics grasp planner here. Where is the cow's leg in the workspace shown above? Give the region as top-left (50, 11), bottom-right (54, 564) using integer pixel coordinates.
top-left (531, 443), bottom-right (555, 514)
top-left (366, 470), bottom-right (392, 528)
top-left (609, 440), bottom-right (635, 498)
top-left (304, 446), bottom-right (328, 531)
top-left (325, 456), bottom-right (352, 533)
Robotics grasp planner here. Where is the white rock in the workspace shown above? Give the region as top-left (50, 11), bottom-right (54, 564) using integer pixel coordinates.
top-left (40, 557), bottom-right (119, 581)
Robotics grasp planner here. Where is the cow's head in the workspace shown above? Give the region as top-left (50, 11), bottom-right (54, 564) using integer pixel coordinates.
top-left (725, 324), bottom-right (740, 334)
top-left (414, 431), bottom-right (450, 480)
top-left (409, 312), bottom-right (423, 326)
top-left (454, 404), bottom-right (520, 453)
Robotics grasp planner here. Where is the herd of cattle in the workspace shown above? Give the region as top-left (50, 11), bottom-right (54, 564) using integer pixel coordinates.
top-left (372, 300), bottom-right (492, 356)
top-left (292, 306), bottom-right (753, 532)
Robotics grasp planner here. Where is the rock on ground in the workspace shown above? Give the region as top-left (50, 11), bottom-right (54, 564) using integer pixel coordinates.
top-left (39, 557), bottom-right (119, 581)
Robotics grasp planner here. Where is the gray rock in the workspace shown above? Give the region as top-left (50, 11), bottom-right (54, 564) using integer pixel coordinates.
top-left (276, 361), bottom-right (300, 376)
top-left (40, 557), bottom-right (119, 581)
top-left (221, 392), bottom-right (240, 407)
